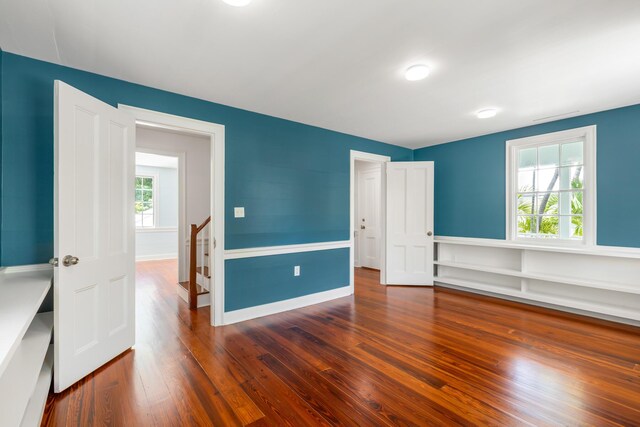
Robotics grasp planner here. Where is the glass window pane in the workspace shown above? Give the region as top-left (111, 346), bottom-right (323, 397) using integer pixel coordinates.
top-left (142, 202), bottom-right (153, 212)
top-left (536, 167), bottom-right (559, 191)
top-left (517, 216), bottom-right (536, 236)
top-left (536, 192), bottom-right (558, 215)
top-left (135, 190), bottom-right (142, 202)
top-left (558, 191), bottom-right (583, 215)
top-left (143, 177), bottom-right (153, 189)
top-left (561, 141), bottom-right (583, 166)
top-left (142, 190), bottom-right (153, 203)
top-left (517, 193), bottom-right (534, 215)
top-left (559, 166), bottom-right (583, 190)
top-left (135, 177), bottom-right (142, 188)
top-left (518, 147), bottom-right (536, 169)
top-left (142, 213), bottom-right (154, 227)
top-left (570, 215), bottom-right (583, 238)
top-left (538, 215), bottom-right (559, 236)
top-left (518, 170), bottom-right (534, 192)
top-left (538, 144), bottom-right (559, 168)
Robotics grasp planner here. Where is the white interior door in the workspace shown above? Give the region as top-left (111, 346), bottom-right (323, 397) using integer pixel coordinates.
top-left (385, 161), bottom-right (434, 285)
top-left (53, 81), bottom-right (136, 392)
top-left (357, 166), bottom-right (382, 269)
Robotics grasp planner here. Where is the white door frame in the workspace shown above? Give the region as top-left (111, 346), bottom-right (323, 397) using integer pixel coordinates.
top-left (134, 147), bottom-right (186, 276)
top-left (119, 105), bottom-right (225, 326)
top-left (350, 150), bottom-right (390, 288)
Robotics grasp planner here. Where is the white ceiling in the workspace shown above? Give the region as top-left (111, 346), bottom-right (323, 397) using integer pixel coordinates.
top-left (136, 152), bottom-right (178, 169)
top-left (2, 0), bottom-right (640, 148)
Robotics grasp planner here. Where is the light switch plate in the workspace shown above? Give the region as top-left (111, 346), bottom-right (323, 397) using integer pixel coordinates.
top-left (234, 207), bottom-right (245, 218)
top-left (294, 266), bottom-right (300, 276)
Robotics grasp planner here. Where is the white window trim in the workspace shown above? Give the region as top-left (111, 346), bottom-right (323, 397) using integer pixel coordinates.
top-left (135, 172), bottom-right (159, 229)
top-left (506, 125), bottom-right (597, 247)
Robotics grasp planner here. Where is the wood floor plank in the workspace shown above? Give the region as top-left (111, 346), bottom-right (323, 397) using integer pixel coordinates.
top-left (42, 261), bottom-right (640, 426)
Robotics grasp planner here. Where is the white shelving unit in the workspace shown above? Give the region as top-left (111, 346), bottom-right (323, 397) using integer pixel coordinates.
top-left (434, 237), bottom-right (640, 324)
top-left (0, 269), bottom-right (54, 427)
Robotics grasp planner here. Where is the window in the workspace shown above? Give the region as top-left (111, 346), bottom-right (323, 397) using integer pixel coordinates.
top-left (135, 175), bottom-right (157, 228)
top-left (506, 126), bottom-right (596, 245)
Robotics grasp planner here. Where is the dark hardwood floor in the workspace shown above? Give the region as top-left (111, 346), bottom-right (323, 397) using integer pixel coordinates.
top-left (43, 260), bottom-right (640, 426)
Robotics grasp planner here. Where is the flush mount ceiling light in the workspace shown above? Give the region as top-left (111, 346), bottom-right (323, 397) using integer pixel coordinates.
top-left (404, 64), bottom-right (430, 81)
top-left (222, 0), bottom-right (252, 6)
top-left (476, 108), bottom-right (498, 119)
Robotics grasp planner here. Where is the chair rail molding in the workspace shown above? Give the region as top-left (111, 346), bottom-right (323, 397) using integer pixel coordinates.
top-left (224, 240), bottom-right (351, 260)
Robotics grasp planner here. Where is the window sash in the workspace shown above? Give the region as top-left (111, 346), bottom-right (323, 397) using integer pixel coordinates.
top-left (506, 125), bottom-right (596, 246)
top-left (135, 175), bottom-right (156, 228)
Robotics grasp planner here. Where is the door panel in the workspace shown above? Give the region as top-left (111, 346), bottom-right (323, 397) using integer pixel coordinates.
top-left (385, 162), bottom-right (434, 285)
top-left (54, 81), bottom-right (136, 392)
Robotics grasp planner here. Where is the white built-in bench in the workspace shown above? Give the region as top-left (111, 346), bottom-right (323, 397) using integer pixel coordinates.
top-left (0, 269), bottom-right (53, 427)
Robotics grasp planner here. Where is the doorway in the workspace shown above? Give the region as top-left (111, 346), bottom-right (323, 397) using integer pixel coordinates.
top-left (134, 125), bottom-right (212, 310)
top-left (350, 150), bottom-right (391, 289)
top-left (119, 105), bottom-right (225, 326)
top-left (354, 160), bottom-right (383, 270)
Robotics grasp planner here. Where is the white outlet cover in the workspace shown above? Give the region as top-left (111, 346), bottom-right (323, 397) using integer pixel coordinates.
top-left (234, 207), bottom-right (245, 218)
top-left (294, 266), bottom-right (300, 276)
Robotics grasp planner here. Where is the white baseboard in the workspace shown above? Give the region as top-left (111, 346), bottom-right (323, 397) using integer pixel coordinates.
top-left (0, 264), bottom-right (51, 274)
top-left (223, 285), bottom-right (352, 325)
top-left (136, 254), bottom-right (178, 262)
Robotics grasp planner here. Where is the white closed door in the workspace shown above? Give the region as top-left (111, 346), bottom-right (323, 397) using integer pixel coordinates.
top-left (358, 167), bottom-right (382, 269)
top-left (385, 162), bottom-right (434, 285)
top-left (53, 81), bottom-right (136, 392)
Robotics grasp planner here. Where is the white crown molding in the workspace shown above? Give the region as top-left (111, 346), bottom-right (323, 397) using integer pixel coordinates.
top-left (224, 240), bottom-right (351, 260)
top-left (223, 285), bottom-right (352, 325)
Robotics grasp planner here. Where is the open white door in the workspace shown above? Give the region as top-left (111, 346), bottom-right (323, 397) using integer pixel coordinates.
top-left (385, 161), bottom-right (434, 285)
top-left (53, 81), bottom-right (136, 392)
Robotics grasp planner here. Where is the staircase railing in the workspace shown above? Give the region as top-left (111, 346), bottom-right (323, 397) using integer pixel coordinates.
top-left (189, 216), bottom-right (211, 309)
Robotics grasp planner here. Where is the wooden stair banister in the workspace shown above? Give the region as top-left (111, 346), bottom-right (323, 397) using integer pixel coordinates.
top-left (189, 216), bottom-right (211, 309)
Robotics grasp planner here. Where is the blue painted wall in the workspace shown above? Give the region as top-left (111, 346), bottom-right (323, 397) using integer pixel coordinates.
top-left (0, 51), bottom-right (412, 311)
top-left (0, 52), bottom-right (412, 263)
top-left (414, 104), bottom-right (640, 248)
top-left (225, 248), bottom-right (349, 311)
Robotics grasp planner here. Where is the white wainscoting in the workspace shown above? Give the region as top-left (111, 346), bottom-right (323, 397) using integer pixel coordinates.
top-left (222, 240), bottom-right (352, 324)
top-left (434, 236), bottom-right (640, 325)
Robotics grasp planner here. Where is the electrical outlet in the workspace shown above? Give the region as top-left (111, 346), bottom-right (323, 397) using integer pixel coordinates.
top-left (234, 207), bottom-right (245, 218)
top-left (294, 265), bottom-right (300, 276)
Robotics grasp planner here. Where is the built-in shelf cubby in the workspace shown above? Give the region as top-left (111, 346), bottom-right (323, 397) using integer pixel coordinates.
top-left (0, 269), bottom-right (53, 427)
top-left (434, 237), bottom-right (640, 324)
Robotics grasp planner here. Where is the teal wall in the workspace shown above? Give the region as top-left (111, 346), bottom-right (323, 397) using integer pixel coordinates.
top-left (0, 51), bottom-right (412, 311)
top-left (414, 104), bottom-right (640, 248)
